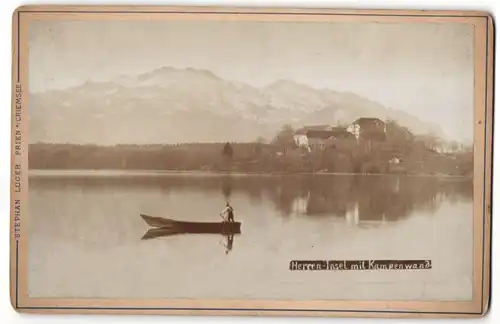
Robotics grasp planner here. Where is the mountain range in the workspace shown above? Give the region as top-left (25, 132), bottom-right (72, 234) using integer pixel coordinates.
top-left (29, 66), bottom-right (446, 145)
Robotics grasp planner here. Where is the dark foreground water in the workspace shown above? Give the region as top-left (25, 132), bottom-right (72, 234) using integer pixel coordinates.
top-left (28, 171), bottom-right (473, 301)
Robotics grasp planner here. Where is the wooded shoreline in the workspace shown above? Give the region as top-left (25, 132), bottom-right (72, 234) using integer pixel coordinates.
top-left (28, 140), bottom-right (473, 177)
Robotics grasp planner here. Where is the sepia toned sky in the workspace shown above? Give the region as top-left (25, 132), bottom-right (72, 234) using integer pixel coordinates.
top-left (28, 19), bottom-right (474, 143)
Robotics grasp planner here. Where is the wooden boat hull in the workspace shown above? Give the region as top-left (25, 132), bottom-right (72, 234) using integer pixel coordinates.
top-left (140, 214), bottom-right (241, 234)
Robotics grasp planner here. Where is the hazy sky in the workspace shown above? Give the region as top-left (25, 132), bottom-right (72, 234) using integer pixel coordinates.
top-left (29, 19), bottom-right (474, 142)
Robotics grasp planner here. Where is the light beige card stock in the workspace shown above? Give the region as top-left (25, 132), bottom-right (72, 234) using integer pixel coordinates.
top-left (10, 5), bottom-right (494, 318)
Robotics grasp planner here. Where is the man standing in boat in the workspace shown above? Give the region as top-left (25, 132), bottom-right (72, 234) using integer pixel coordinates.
top-left (220, 202), bottom-right (235, 222)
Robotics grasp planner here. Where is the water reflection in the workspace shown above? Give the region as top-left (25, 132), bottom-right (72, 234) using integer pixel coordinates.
top-left (224, 234), bottom-right (234, 255)
top-left (27, 173), bottom-right (474, 300)
top-left (141, 227), bottom-right (237, 255)
top-left (30, 173), bottom-right (472, 228)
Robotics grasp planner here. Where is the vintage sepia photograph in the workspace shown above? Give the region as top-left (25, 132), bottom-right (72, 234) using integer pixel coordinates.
top-left (10, 6), bottom-right (493, 317)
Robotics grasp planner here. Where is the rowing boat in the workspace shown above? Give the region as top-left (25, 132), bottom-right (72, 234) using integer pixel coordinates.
top-left (139, 214), bottom-right (242, 234)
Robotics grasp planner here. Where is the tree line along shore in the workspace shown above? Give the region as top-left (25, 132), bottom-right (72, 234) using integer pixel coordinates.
top-left (28, 120), bottom-right (472, 177)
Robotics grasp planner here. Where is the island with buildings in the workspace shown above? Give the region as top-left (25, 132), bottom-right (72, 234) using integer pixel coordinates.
top-left (29, 116), bottom-right (473, 177)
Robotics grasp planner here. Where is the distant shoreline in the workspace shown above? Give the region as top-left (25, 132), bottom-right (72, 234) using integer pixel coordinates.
top-left (28, 169), bottom-right (471, 179)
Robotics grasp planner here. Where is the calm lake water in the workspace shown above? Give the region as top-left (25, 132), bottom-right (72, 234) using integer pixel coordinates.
top-left (28, 171), bottom-right (474, 301)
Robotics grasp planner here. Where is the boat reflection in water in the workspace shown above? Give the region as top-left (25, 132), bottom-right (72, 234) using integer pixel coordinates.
top-left (140, 214), bottom-right (241, 254)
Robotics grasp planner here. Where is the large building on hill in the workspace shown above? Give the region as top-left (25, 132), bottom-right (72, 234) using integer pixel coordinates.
top-left (346, 117), bottom-right (387, 142)
top-left (293, 125), bottom-right (332, 148)
top-left (293, 125), bottom-right (356, 150)
top-left (293, 118), bottom-right (387, 150)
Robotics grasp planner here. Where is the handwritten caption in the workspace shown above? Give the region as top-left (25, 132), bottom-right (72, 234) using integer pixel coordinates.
top-left (289, 260), bottom-right (432, 271)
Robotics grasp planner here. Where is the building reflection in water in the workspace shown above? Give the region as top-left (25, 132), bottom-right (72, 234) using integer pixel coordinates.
top-left (30, 173), bottom-right (472, 229)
